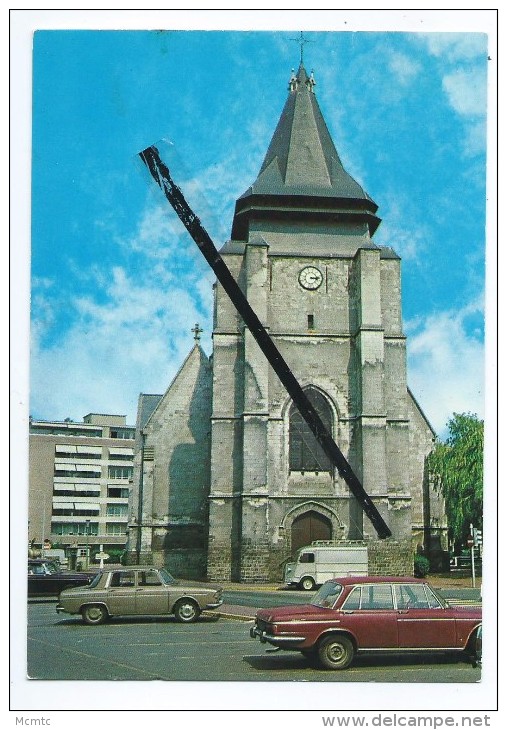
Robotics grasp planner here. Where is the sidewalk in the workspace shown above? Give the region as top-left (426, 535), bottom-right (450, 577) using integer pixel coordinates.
top-left (218, 573), bottom-right (482, 591)
top-left (211, 573), bottom-right (483, 622)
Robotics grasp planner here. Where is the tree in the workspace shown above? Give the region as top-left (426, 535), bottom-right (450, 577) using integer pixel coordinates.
top-left (427, 412), bottom-right (483, 549)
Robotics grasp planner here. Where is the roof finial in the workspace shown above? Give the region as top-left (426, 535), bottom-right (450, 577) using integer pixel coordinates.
top-left (290, 31), bottom-right (311, 66)
top-left (191, 323), bottom-right (203, 341)
top-left (306, 69), bottom-right (316, 94)
top-left (288, 67), bottom-right (298, 92)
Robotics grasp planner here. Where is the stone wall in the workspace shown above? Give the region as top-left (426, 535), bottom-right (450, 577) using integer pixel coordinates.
top-left (240, 538), bottom-right (272, 582)
top-left (367, 538), bottom-right (414, 576)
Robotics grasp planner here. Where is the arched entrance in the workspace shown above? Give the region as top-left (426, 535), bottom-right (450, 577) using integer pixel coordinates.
top-left (291, 510), bottom-right (332, 552)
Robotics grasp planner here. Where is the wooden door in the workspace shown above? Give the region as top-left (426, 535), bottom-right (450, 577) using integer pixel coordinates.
top-left (291, 511), bottom-right (331, 552)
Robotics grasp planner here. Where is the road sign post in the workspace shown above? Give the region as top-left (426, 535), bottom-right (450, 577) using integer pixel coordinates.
top-left (470, 523), bottom-right (476, 588)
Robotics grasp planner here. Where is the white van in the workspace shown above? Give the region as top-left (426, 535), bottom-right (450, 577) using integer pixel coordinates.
top-left (284, 543), bottom-right (368, 590)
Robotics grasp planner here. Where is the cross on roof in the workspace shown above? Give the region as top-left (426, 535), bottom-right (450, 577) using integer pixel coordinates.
top-left (191, 323), bottom-right (203, 341)
top-left (290, 31), bottom-right (311, 65)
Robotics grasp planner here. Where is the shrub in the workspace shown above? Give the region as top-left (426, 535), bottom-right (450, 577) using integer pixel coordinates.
top-left (414, 554), bottom-right (430, 577)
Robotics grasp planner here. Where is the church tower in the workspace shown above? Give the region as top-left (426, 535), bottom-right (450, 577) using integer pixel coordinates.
top-left (207, 65), bottom-right (440, 582)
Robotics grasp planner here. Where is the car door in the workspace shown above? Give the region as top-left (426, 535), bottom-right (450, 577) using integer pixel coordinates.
top-left (134, 570), bottom-right (171, 615)
top-left (106, 570), bottom-right (137, 615)
top-left (395, 583), bottom-right (456, 648)
top-left (339, 584), bottom-right (398, 649)
top-left (28, 562), bottom-right (59, 595)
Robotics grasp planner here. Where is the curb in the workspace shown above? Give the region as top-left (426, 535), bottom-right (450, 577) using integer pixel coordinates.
top-left (204, 605), bottom-right (257, 621)
top-left (213, 611), bottom-right (255, 622)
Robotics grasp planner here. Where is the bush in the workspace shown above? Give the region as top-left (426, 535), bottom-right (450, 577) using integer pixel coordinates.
top-left (414, 554), bottom-right (430, 578)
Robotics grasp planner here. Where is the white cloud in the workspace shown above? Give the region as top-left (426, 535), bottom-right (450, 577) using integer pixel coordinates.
top-left (412, 33), bottom-right (488, 160)
top-left (30, 277), bottom-right (211, 423)
top-left (30, 206), bottom-right (214, 423)
top-left (442, 67), bottom-right (487, 117)
top-left (419, 33), bottom-right (487, 62)
top-left (374, 192), bottom-right (430, 262)
top-left (406, 300), bottom-right (485, 438)
top-left (387, 51), bottom-right (421, 86)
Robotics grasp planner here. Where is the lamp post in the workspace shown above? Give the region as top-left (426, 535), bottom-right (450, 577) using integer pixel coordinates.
top-left (85, 519), bottom-right (90, 569)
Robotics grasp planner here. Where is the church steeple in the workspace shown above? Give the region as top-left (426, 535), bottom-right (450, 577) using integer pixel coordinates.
top-left (231, 65), bottom-right (381, 241)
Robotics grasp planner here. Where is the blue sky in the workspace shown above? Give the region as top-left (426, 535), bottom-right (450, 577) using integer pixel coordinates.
top-left (24, 13), bottom-right (493, 438)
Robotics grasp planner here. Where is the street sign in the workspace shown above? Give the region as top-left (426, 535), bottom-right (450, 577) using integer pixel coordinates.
top-left (95, 552), bottom-right (109, 561)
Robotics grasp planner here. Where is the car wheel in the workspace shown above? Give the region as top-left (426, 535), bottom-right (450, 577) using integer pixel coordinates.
top-left (174, 599), bottom-right (200, 623)
top-left (466, 626), bottom-right (482, 666)
top-left (300, 577), bottom-right (315, 591)
top-left (81, 604), bottom-right (108, 625)
top-left (318, 634), bottom-right (354, 670)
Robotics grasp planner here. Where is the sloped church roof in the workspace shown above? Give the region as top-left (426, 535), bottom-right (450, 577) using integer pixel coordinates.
top-left (231, 64), bottom-right (381, 240)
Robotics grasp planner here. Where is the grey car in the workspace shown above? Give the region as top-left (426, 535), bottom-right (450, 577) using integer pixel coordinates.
top-left (56, 566), bottom-right (223, 625)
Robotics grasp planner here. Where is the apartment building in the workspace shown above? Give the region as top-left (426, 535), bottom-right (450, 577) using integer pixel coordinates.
top-left (29, 413), bottom-right (135, 564)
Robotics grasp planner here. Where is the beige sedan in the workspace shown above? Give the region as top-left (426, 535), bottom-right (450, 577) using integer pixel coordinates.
top-left (56, 566), bottom-right (223, 625)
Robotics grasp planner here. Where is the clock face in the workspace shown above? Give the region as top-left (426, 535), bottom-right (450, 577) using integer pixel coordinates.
top-left (298, 266), bottom-right (323, 290)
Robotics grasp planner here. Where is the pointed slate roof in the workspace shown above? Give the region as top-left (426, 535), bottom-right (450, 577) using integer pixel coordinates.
top-left (231, 65), bottom-right (381, 240)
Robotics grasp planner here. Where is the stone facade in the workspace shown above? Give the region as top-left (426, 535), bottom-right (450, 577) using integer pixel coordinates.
top-left (126, 64), bottom-right (447, 581)
top-left (126, 346), bottom-right (212, 577)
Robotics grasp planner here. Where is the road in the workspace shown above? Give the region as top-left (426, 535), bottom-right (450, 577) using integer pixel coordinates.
top-left (27, 599), bottom-right (481, 684)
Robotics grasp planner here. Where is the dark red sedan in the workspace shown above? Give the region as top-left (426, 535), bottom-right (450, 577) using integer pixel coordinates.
top-left (250, 576), bottom-right (482, 670)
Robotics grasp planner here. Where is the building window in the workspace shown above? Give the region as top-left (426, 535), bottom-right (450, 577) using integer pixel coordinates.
top-left (53, 489), bottom-right (100, 497)
top-left (106, 503), bottom-right (128, 517)
top-left (107, 486), bottom-right (129, 498)
top-left (108, 466), bottom-right (133, 480)
top-left (110, 428), bottom-right (135, 439)
top-left (289, 388), bottom-right (333, 473)
top-left (52, 505), bottom-right (100, 517)
top-left (54, 466), bottom-right (101, 478)
top-left (30, 426), bottom-right (102, 437)
top-left (307, 314), bottom-right (315, 330)
top-left (51, 522), bottom-right (98, 536)
top-left (55, 446), bottom-right (102, 459)
top-left (106, 523), bottom-right (126, 536)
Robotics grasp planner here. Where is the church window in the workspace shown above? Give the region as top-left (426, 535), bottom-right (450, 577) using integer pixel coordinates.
top-left (307, 314), bottom-right (314, 330)
top-left (289, 389), bottom-right (333, 473)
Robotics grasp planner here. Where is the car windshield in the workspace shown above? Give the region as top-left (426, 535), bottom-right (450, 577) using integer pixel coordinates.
top-left (44, 562), bottom-right (59, 574)
top-left (158, 568), bottom-right (177, 585)
top-left (88, 573), bottom-right (102, 588)
top-left (312, 581), bottom-right (343, 608)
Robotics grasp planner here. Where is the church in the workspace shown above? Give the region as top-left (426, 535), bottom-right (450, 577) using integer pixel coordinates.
top-left (126, 63), bottom-right (448, 582)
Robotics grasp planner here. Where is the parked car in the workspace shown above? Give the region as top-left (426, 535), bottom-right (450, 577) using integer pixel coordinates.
top-left (28, 558), bottom-right (95, 597)
top-left (56, 566), bottom-right (223, 625)
top-left (250, 576), bottom-right (482, 670)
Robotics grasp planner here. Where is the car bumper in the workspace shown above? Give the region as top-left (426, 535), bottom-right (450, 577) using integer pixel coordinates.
top-left (250, 624), bottom-right (306, 647)
top-left (205, 599), bottom-right (224, 610)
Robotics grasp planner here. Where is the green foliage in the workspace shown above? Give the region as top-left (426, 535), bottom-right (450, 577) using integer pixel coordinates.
top-left (414, 554), bottom-right (430, 577)
top-left (102, 548), bottom-right (125, 564)
top-left (427, 412), bottom-right (483, 547)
